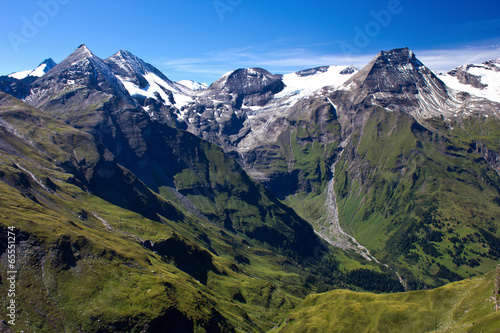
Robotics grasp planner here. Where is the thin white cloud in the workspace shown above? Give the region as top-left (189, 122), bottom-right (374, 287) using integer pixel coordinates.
top-left (415, 45), bottom-right (500, 73)
top-left (162, 58), bottom-right (210, 66)
top-left (465, 18), bottom-right (500, 29)
top-left (156, 42), bottom-right (500, 82)
top-left (157, 46), bottom-right (374, 80)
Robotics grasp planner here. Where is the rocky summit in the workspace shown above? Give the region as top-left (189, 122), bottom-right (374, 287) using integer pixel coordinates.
top-left (1, 45), bottom-right (500, 332)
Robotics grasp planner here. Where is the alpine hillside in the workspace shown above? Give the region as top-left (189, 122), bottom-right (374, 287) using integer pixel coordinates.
top-left (1, 44), bottom-right (500, 332)
top-left (0, 45), bottom-right (409, 332)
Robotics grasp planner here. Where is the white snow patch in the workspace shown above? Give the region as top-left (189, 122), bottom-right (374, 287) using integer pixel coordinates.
top-left (118, 72), bottom-right (194, 110)
top-left (8, 62), bottom-right (50, 79)
top-left (437, 62), bottom-right (500, 103)
top-left (30, 63), bottom-right (48, 77)
top-left (177, 80), bottom-right (208, 91)
top-left (275, 65), bottom-right (357, 105)
top-left (8, 70), bottom-right (32, 80)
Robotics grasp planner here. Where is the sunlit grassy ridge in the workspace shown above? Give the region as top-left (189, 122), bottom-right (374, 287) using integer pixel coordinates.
top-left (272, 269), bottom-right (500, 333)
top-left (0, 93), bottom-right (295, 331)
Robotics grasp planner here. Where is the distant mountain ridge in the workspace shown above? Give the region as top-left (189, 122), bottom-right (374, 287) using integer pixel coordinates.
top-left (4, 48), bottom-right (500, 112)
top-left (7, 58), bottom-right (57, 79)
top-left (26, 44), bottom-right (138, 108)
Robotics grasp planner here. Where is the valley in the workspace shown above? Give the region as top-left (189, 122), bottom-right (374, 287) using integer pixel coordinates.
top-left (0, 45), bottom-right (499, 331)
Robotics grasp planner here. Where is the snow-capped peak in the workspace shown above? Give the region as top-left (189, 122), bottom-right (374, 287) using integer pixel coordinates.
top-left (68, 44), bottom-right (94, 63)
top-left (106, 50), bottom-right (152, 79)
top-left (8, 58), bottom-right (56, 80)
top-left (177, 80), bottom-right (208, 91)
top-left (24, 44), bottom-right (137, 108)
top-left (104, 50), bottom-right (194, 108)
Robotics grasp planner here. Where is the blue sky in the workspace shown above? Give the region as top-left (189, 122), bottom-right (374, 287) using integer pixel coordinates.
top-left (1, 0), bottom-right (500, 84)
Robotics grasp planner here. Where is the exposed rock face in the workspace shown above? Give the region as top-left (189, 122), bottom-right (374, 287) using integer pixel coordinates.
top-left (0, 76), bottom-right (34, 99)
top-left (174, 64), bottom-right (359, 194)
top-left (344, 47), bottom-right (500, 119)
top-left (104, 49), bottom-right (190, 102)
top-left (437, 57), bottom-right (500, 103)
top-left (296, 66), bottom-right (330, 77)
top-left (105, 50), bottom-right (167, 88)
top-left (205, 67), bottom-right (285, 108)
top-left (339, 65), bottom-right (357, 75)
top-left (345, 48), bottom-right (446, 95)
top-left (449, 59), bottom-right (500, 89)
top-left (447, 66), bottom-right (487, 89)
top-left (343, 47), bottom-right (450, 117)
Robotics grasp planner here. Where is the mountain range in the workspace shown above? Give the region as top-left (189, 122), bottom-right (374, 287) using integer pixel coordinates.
top-left (1, 44), bottom-right (500, 332)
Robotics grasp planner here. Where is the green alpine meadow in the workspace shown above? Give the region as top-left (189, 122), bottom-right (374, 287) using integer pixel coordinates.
top-left (0, 44), bottom-right (499, 332)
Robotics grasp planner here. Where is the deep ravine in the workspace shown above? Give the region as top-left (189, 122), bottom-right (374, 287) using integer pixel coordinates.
top-left (315, 136), bottom-right (408, 290)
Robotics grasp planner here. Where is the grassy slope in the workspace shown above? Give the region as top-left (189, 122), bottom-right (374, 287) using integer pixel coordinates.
top-left (271, 269), bottom-right (500, 333)
top-left (0, 93), bottom-right (397, 331)
top-left (34, 82), bottom-right (328, 261)
top-left (284, 104), bottom-right (500, 288)
top-left (334, 107), bottom-right (500, 286)
top-left (0, 93), bottom-right (304, 331)
top-left (29, 74), bottom-right (409, 293)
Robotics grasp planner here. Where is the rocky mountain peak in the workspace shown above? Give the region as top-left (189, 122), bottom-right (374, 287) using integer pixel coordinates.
top-left (344, 47), bottom-right (440, 95)
top-left (339, 65), bottom-right (358, 75)
top-left (206, 68), bottom-right (284, 107)
top-left (106, 50), bottom-right (149, 76)
top-left (378, 47), bottom-right (418, 64)
top-left (67, 44), bottom-right (94, 62)
top-left (46, 44), bottom-right (102, 74)
top-left (104, 50), bottom-right (193, 109)
top-left (26, 44), bottom-right (136, 108)
top-left (209, 68), bottom-right (283, 94)
top-left (344, 48), bottom-right (500, 118)
top-left (104, 49), bottom-right (182, 90)
top-left (343, 48), bottom-right (467, 118)
top-left (39, 58), bottom-right (57, 69)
